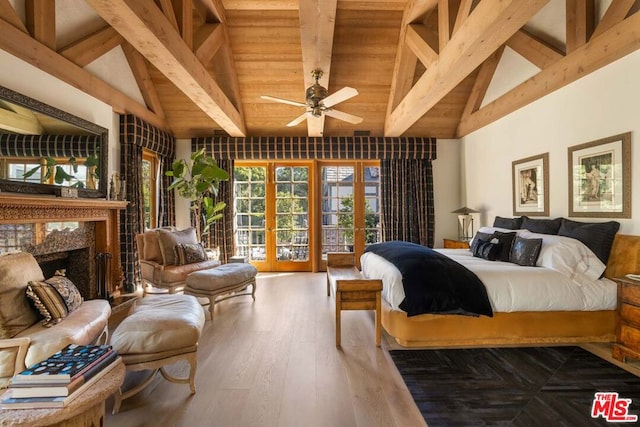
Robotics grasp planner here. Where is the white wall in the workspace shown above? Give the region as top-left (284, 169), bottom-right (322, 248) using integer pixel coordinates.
top-left (174, 139), bottom-right (192, 229)
top-left (433, 139), bottom-right (463, 247)
top-left (0, 49), bottom-right (119, 177)
top-left (462, 49), bottom-right (640, 234)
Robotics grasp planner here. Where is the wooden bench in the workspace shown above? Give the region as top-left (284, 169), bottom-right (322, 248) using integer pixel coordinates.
top-left (326, 253), bottom-right (383, 347)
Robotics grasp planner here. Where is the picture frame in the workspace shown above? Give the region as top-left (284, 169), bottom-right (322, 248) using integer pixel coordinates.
top-left (512, 153), bottom-right (549, 216)
top-left (568, 132), bottom-right (631, 218)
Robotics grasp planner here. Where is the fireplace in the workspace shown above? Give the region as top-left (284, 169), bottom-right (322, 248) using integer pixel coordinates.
top-left (0, 193), bottom-right (126, 299)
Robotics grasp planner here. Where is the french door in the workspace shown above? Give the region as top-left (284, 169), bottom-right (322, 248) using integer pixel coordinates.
top-left (234, 161), bottom-right (313, 271)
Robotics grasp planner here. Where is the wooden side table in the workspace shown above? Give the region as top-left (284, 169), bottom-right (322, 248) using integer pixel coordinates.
top-left (613, 277), bottom-right (640, 362)
top-left (443, 239), bottom-right (470, 249)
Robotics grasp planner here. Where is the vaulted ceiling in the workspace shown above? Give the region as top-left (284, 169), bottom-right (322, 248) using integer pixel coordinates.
top-left (1, 0), bottom-right (639, 139)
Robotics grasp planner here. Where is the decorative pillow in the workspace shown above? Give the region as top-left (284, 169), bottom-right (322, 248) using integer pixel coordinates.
top-left (557, 219), bottom-right (620, 265)
top-left (490, 231), bottom-right (517, 262)
top-left (156, 228), bottom-right (198, 265)
top-left (521, 217), bottom-right (562, 235)
top-left (509, 236), bottom-right (543, 267)
top-left (472, 239), bottom-right (501, 261)
top-left (469, 231), bottom-right (493, 253)
top-left (174, 243), bottom-right (208, 265)
top-left (45, 273), bottom-right (83, 313)
top-left (26, 282), bottom-right (68, 327)
top-left (493, 216), bottom-right (524, 230)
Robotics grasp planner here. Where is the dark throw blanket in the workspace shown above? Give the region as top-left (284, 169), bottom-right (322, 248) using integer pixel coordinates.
top-left (364, 241), bottom-right (493, 317)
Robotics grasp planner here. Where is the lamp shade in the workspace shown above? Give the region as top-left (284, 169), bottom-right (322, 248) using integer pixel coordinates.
top-left (451, 206), bottom-right (479, 214)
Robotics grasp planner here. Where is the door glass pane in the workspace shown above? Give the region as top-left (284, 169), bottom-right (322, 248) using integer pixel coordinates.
top-left (234, 166), bottom-right (267, 261)
top-left (321, 166), bottom-right (355, 258)
top-left (363, 166), bottom-right (381, 246)
top-left (275, 166), bottom-right (309, 262)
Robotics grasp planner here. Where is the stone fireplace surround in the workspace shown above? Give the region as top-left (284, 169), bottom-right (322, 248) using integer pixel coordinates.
top-left (0, 193), bottom-right (127, 299)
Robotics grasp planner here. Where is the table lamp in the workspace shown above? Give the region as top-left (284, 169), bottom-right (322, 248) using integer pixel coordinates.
top-left (452, 207), bottom-right (479, 241)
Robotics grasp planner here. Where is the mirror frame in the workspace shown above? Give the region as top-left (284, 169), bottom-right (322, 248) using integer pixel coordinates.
top-left (0, 85), bottom-right (108, 198)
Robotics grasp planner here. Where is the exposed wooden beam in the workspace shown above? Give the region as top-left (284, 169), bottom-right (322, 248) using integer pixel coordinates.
top-left (0, 18), bottom-right (168, 130)
top-left (457, 11), bottom-right (640, 137)
top-left (221, 0), bottom-right (297, 10)
top-left (460, 45), bottom-right (504, 119)
top-left (85, 0), bottom-right (245, 136)
top-left (0, 107), bottom-right (44, 134)
top-left (299, 0), bottom-right (337, 137)
top-left (0, 0), bottom-right (28, 33)
top-left (156, 0), bottom-right (179, 31)
top-left (452, 0), bottom-right (473, 36)
top-left (591, 0), bottom-right (635, 39)
top-left (438, 0), bottom-right (450, 51)
top-left (194, 24), bottom-right (224, 64)
top-left (25, 0), bottom-right (55, 50)
top-left (195, 0), bottom-right (225, 22)
top-left (566, 0), bottom-right (594, 53)
top-left (507, 29), bottom-right (564, 70)
top-left (172, 0), bottom-right (193, 49)
top-left (121, 43), bottom-right (166, 119)
top-left (58, 26), bottom-right (124, 68)
top-left (406, 24), bottom-right (438, 67)
top-left (385, 0), bottom-right (549, 136)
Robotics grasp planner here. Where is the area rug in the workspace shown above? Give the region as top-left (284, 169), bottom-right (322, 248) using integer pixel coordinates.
top-left (389, 346), bottom-right (640, 426)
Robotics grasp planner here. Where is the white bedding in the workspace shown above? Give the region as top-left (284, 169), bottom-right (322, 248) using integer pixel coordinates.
top-left (360, 248), bottom-right (617, 313)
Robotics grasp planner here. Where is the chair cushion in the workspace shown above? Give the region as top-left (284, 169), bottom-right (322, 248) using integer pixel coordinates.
top-left (186, 263), bottom-right (258, 292)
top-left (111, 295), bottom-right (204, 355)
top-left (156, 228), bottom-right (198, 266)
top-left (0, 252), bottom-right (43, 339)
top-left (157, 260), bottom-right (221, 286)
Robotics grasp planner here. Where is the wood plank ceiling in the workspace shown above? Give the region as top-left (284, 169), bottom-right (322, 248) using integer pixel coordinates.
top-left (0, 0), bottom-right (639, 139)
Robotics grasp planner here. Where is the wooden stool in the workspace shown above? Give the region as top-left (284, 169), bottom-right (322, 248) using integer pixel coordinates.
top-left (326, 253), bottom-right (383, 347)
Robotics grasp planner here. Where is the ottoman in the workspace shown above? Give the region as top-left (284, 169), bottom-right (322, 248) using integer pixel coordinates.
top-left (184, 263), bottom-right (258, 319)
top-left (109, 294), bottom-right (205, 414)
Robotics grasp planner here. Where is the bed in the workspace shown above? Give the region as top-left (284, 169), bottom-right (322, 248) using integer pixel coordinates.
top-left (361, 228), bottom-right (640, 348)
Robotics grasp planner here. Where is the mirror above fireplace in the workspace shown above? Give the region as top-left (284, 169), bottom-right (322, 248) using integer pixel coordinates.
top-left (0, 85), bottom-right (108, 198)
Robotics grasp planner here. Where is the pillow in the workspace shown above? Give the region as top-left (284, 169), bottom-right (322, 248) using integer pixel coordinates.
top-left (522, 231), bottom-right (606, 280)
top-left (521, 217), bottom-right (562, 235)
top-left (472, 239), bottom-right (501, 261)
top-left (509, 236), bottom-right (543, 267)
top-left (174, 243), bottom-right (208, 265)
top-left (493, 216), bottom-right (523, 230)
top-left (469, 231), bottom-right (493, 253)
top-left (490, 231), bottom-right (517, 262)
top-left (44, 273), bottom-right (83, 313)
top-left (156, 228), bottom-right (198, 265)
top-left (557, 219), bottom-right (620, 265)
top-left (26, 282), bottom-right (68, 327)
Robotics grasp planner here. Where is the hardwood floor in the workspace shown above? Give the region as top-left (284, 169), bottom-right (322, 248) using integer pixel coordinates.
top-left (105, 272), bottom-right (426, 427)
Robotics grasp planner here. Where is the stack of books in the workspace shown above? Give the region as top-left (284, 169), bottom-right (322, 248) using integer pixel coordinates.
top-left (0, 344), bottom-right (118, 409)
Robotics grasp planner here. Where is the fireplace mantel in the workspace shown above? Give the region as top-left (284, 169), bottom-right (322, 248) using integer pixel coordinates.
top-left (0, 193), bottom-right (127, 297)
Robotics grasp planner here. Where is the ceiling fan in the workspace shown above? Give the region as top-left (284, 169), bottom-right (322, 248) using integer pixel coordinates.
top-left (261, 69), bottom-right (363, 127)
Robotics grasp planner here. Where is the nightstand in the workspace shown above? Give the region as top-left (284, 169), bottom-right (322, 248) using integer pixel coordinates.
top-left (613, 277), bottom-right (640, 362)
top-left (443, 238), bottom-right (470, 249)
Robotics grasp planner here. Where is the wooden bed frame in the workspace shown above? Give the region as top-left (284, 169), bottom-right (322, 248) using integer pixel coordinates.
top-left (381, 234), bottom-right (640, 348)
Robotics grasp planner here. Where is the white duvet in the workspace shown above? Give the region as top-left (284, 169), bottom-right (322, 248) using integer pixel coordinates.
top-left (361, 237), bottom-right (617, 313)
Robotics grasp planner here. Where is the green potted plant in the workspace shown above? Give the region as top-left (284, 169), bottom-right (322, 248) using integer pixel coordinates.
top-left (166, 148), bottom-right (229, 241)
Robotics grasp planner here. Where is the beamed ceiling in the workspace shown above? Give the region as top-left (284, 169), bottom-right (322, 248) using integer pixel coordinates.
top-left (1, 0), bottom-right (640, 139)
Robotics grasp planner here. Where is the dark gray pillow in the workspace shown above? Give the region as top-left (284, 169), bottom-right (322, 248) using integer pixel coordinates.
top-left (521, 217), bottom-right (562, 235)
top-left (493, 216), bottom-right (523, 230)
top-left (470, 231), bottom-right (493, 253)
top-left (472, 239), bottom-right (501, 261)
top-left (491, 231), bottom-right (517, 262)
top-left (509, 237), bottom-right (543, 267)
top-left (557, 219), bottom-right (620, 265)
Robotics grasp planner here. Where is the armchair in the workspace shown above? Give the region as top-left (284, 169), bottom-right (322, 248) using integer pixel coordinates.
top-left (136, 227), bottom-right (221, 295)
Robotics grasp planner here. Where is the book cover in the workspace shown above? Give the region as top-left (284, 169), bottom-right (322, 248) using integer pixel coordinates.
top-left (0, 357), bottom-right (121, 409)
top-left (9, 351), bottom-right (118, 398)
top-left (10, 344), bottom-right (112, 384)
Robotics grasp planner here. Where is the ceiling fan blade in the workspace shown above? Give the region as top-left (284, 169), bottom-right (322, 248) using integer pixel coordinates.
top-left (260, 95), bottom-right (307, 108)
top-left (286, 112), bottom-right (309, 127)
top-left (324, 109), bottom-right (363, 124)
top-left (321, 87), bottom-right (359, 108)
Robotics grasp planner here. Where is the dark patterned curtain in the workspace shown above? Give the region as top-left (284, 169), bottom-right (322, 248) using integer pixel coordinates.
top-left (120, 115), bottom-right (175, 291)
top-left (0, 134), bottom-right (101, 157)
top-left (381, 159), bottom-right (435, 247)
top-left (202, 159), bottom-right (235, 263)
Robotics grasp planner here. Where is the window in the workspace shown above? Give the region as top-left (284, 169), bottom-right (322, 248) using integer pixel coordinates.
top-left (142, 150), bottom-right (159, 230)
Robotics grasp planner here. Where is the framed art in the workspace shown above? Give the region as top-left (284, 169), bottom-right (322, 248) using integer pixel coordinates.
top-left (512, 153), bottom-right (549, 216)
top-left (568, 132), bottom-right (631, 218)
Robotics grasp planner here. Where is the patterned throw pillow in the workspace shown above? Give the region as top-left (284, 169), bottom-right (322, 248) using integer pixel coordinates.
top-left (174, 243), bottom-right (208, 265)
top-left (25, 275), bottom-right (83, 327)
